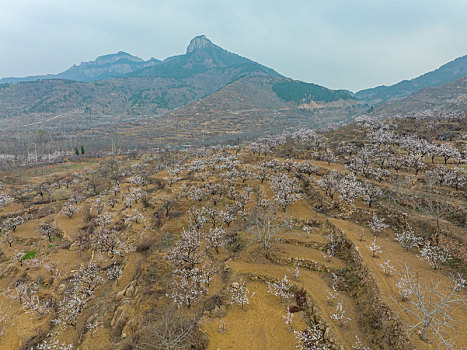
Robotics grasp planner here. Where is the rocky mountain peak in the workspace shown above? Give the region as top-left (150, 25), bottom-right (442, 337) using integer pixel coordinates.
top-left (186, 35), bottom-right (214, 53)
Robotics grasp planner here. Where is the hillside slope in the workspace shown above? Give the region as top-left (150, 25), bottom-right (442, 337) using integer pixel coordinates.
top-left (357, 55), bottom-right (467, 104)
top-left (370, 76), bottom-right (467, 117)
top-left (119, 75), bottom-right (364, 147)
top-left (0, 114), bottom-right (465, 349)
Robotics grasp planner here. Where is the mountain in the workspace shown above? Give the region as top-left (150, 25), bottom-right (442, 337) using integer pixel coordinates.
top-left (356, 55), bottom-right (467, 104)
top-left (129, 35), bottom-right (281, 79)
top-left (0, 35), bottom-right (287, 124)
top-left (0, 35), bottom-right (279, 84)
top-left (1, 35), bottom-right (353, 130)
top-left (369, 76), bottom-right (467, 116)
top-left (0, 52), bottom-right (160, 84)
top-left (0, 35), bottom-right (362, 153)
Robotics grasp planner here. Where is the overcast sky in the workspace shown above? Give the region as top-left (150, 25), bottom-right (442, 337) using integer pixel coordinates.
top-left (0, 0), bottom-right (466, 91)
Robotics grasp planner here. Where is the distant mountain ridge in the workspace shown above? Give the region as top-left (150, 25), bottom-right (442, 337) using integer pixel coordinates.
top-left (0, 35), bottom-right (353, 124)
top-left (2, 35), bottom-right (465, 106)
top-left (356, 55), bottom-right (467, 104)
top-left (0, 51), bottom-right (161, 84)
top-left (0, 35), bottom-right (280, 84)
top-left (369, 75), bottom-right (467, 116)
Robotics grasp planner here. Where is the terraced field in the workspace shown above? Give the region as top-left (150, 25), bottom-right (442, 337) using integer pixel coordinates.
top-left (0, 114), bottom-right (465, 349)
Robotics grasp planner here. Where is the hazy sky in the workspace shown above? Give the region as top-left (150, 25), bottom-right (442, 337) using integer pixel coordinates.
top-left (0, 0), bottom-right (466, 91)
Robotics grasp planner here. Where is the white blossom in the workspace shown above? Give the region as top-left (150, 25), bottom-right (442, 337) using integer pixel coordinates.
top-left (418, 241), bottom-right (450, 270)
top-left (0, 193), bottom-right (14, 209)
top-left (206, 227), bottom-right (226, 253)
top-left (269, 174), bottom-right (302, 211)
top-left (294, 323), bottom-right (329, 350)
top-left (282, 306), bottom-right (294, 326)
top-left (368, 214), bottom-right (388, 234)
top-left (395, 224), bottom-right (421, 251)
top-left (331, 302), bottom-right (352, 326)
top-left (379, 259), bottom-right (396, 277)
top-left (267, 275), bottom-right (293, 302)
top-left (230, 282), bottom-right (254, 309)
top-left (351, 335), bottom-right (369, 350)
top-left (60, 203), bottom-right (80, 218)
top-left (367, 238), bottom-right (382, 257)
